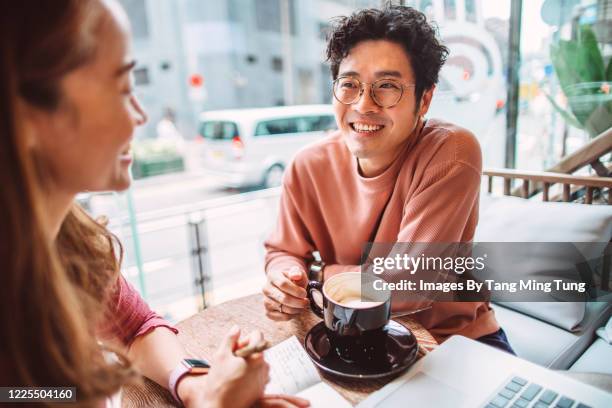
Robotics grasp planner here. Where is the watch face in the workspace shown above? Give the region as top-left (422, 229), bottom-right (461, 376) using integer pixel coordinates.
top-left (184, 358), bottom-right (210, 368)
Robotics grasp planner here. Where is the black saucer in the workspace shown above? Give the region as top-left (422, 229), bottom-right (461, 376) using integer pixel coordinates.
top-left (304, 320), bottom-right (418, 379)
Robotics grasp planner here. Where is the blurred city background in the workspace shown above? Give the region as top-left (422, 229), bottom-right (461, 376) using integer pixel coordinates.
top-left (80, 0), bottom-right (611, 322)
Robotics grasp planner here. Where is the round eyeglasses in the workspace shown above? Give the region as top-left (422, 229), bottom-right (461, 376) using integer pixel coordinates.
top-left (333, 76), bottom-right (416, 108)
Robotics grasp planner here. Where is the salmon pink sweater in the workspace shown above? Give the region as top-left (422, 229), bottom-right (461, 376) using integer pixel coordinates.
top-left (264, 119), bottom-right (499, 342)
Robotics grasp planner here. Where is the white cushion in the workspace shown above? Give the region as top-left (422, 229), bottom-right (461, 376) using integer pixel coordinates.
top-left (476, 194), bottom-right (612, 330)
top-left (493, 302), bottom-right (611, 369)
top-left (570, 339), bottom-right (612, 374)
top-left (496, 302), bottom-right (586, 332)
top-left (596, 315), bottom-right (612, 343)
top-left (477, 193), bottom-right (612, 242)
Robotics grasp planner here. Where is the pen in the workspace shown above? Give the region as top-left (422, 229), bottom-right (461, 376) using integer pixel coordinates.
top-left (234, 340), bottom-right (269, 358)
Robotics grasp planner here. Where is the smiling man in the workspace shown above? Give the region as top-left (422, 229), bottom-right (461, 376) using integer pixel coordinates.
top-left (262, 5), bottom-right (513, 352)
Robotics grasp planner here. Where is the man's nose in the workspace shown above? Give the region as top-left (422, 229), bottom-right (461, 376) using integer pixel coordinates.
top-left (352, 85), bottom-right (380, 114)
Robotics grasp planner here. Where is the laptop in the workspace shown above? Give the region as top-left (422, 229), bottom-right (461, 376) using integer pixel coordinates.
top-left (357, 335), bottom-right (612, 408)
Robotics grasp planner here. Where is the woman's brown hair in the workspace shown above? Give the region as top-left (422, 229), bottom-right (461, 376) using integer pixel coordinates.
top-left (0, 0), bottom-right (137, 404)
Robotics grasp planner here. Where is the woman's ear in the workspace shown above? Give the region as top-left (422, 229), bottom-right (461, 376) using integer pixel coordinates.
top-left (21, 102), bottom-right (56, 151)
top-left (21, 104), bottom-right (42, 150)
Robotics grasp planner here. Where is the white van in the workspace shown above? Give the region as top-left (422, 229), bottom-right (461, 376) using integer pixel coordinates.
top-left (198, 105), bottom-right (336, 188)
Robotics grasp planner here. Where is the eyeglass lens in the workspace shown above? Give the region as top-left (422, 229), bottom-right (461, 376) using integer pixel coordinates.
top-left (333, 77), bottom-right (403, 107)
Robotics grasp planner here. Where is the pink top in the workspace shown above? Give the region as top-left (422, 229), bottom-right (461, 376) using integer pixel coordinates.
top-left (264, 119), bottom-right (499, 343)
top-left (98, 275), bottom-right (178, 346)
top-left (0, 274), bottom-right (176, 392)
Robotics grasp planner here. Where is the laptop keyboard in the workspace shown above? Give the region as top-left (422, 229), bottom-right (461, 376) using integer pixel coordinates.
top-left (484, 376), bottom-right (592, 408)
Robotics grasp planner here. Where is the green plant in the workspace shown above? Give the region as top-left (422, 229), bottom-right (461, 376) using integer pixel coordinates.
top-left (131, 139), bottom-right (185, 179)
top-left (547, 25), bottom-right (612, 137)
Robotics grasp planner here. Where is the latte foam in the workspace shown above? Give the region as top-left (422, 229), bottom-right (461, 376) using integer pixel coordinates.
top-left (335, 294), bottom-right (383, 309)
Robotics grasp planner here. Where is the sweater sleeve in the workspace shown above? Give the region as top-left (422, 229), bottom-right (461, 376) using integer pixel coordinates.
top-left (264, 165), bottom-right (314, 276)
top-left (397, 125), bottom-right (482, 242)
top-left (382, 161), bottom-right (481, 314)
top-left (98, 275), bottom-right (178, 347)
top-left (397, 159), bottom-right (481, 243)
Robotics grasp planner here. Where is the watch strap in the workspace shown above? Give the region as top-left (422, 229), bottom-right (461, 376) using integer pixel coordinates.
top-left (168, 359), bottom-right (208, 405)
top-left (309, 251), bottom-right (325, 281)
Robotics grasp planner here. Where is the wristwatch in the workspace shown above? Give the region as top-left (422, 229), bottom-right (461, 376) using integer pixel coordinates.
top-left (168, 358), bottom-right (210, 405)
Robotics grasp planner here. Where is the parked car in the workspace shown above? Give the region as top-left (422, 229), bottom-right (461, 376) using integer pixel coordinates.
top-left (197, 105), bottom-right (336, 188)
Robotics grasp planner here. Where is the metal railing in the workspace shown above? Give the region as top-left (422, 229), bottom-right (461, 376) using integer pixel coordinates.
top-left (109, 188), bottom-right (282, 322)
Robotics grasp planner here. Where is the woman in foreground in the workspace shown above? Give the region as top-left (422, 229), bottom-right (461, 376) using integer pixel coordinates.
top-left (0, 1), bottom-right (308, 407)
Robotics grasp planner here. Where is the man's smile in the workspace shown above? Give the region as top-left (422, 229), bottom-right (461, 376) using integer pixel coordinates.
top-left (350, 122), bottom-right (386, 133)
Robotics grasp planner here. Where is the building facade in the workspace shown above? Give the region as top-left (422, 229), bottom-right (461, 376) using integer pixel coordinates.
top-left (120, 0), bottom-right (378, 138)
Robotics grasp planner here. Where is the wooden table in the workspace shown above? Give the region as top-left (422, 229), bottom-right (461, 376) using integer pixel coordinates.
top-left (122, 294), bottom-right (439, 407)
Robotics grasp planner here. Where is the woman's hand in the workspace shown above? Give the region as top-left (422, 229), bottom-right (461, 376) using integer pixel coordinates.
top-left (177, 326), bottom-right (270, 408)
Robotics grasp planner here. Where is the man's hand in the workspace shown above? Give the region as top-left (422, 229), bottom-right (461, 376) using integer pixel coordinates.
top-left (262, 266), bottom-right (310, 321)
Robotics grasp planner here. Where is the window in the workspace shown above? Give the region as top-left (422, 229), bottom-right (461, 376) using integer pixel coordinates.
top-left (465, 0), bottom-right (477, 23)
top-left (298, 69), bottom-right (314, 104)
top-left (320, 63), bottom-right (332, 104)
top-left (318, 21), bottom-right (331, 41)
top-left (133, 67), bottom-right (150, 86)
top-left (199, 121), bottom-right (239, 140)
top-left (419, 0), bottom-right (433, 10)
top-left (298, 115), bottom-right (337, 132)
top-left (119, 0), bottom-right (149, 39)
top-left (254, 118), bottom-right (299, 136)
top-left (255, 0), bottom-right (297, 35)
top-left (271, 56), bottom-right (284, 72)
top-left (444, 0), bottom-right (456, 20)
top-left (514, 0), bottom-right (611, 170)
top-left (254, 115), bottom-right (335, 135)
top-left (88, 0), bottom-right (525, 323)
top-left (227, 0), bottom-right (240, 22)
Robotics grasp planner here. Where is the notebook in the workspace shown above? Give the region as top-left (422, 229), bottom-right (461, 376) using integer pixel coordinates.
top-left (264, 336), bottom-right (352, 408)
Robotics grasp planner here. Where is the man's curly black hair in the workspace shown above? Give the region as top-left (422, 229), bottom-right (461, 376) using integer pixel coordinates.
top-left (326, 4), bottom-right (449, 106)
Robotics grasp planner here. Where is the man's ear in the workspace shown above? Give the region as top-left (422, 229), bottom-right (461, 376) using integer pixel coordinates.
top-left (418, 86), bottom-right (435, 118)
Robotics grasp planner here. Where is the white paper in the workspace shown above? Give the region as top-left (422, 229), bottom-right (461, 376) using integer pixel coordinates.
top-left (264, 336), bottom-right (321, 395)
top-left (296, 382), bottom-right (352, 408)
